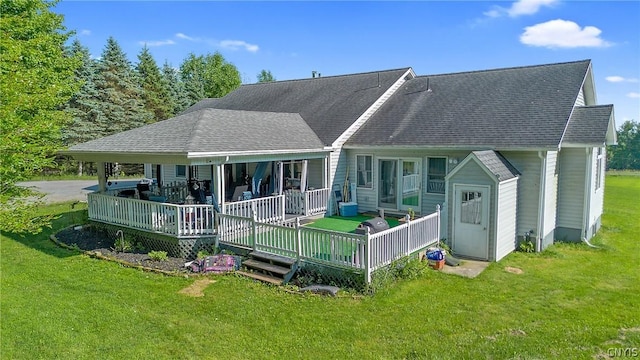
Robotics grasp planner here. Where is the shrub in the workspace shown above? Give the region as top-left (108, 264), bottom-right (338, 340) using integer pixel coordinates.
top-left (148, 251), bottom-right (168, 261)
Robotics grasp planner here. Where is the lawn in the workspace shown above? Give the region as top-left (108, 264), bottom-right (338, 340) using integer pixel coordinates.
top-left (1, 175), bottom-right (639, 359)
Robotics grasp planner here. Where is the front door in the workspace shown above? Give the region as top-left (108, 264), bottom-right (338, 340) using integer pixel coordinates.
top-left (400, 159), bottom-right (421, 212)
top-left (453, 185), bottom-right (490, 260)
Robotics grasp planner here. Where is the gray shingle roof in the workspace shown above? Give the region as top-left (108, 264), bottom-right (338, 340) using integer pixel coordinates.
top-left (68, 109), bottom-right (325, 154)
top-left (562, 105), bottom-right (614, 145)
top-left (345, 60), bottom-right (592, 148)
top-left (182, 68), bottom-right (411, 145)
top-left (472, 150), bottom-right (520, 182)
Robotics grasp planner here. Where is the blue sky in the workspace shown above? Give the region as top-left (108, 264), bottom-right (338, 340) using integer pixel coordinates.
top-left (55, 0), bottom-right (640, 126)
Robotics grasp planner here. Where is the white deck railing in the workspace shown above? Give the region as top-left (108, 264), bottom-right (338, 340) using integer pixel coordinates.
top-left (284, 188), bottom-right (330, 216)
top-left (87, 193), bottom-right (215, 237)
top-left (224, 195), bottom-right (285, 224)
top-left (217, 205), bottom-right (440, 284)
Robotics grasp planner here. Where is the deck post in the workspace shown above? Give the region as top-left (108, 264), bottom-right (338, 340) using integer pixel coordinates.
top-left (436, 204), bottom-right (441, 247)
top-left (405, 214), bottom-right (411, 255)
top-left (365, 227), bottom-right (372, 284)
top-left (251, 209), bottom-right (258, 251)
top-left (296, 217), bottom-right (302, 261)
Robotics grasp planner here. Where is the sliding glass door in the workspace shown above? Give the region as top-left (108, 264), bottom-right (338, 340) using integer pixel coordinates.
top-left (378, 158), bottom-right (422, 211)
top-left (378, 159), bottom-right (397, 208)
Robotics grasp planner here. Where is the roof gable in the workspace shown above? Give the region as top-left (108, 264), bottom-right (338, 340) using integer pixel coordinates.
top-left (183, 68), bottom-right (412, 145)
top-left (346, 60), bottom-right (593, 149)
top-left (446, 150), bottom-right (520, 183)
top-left (561, 105), bottom-right (616, 146)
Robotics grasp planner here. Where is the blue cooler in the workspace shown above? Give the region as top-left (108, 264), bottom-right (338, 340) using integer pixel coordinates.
top-left (339, 202), bottom-right (358, 217)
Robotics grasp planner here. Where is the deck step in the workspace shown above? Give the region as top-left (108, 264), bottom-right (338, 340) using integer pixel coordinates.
top-left (237, 271), bottom-right (283, 285)
top-left (249, 251), bottom-right (296, 267)
top-left (243, 259), bottom-right (291, 276)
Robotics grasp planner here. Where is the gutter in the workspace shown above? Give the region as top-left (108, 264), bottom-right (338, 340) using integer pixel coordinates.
top-left (582, 147), bottom-right (592, 240)
top-left (536, 151), bottom-right (547, 252)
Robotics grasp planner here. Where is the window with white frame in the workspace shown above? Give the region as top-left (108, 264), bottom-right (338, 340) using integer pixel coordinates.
top-left (356, 155), bottom-right (373, 188)
top-left (595, 147), bottom-right (603, 190)
top-left (427, 157), bottom-right (446, 194)
top-left (175, 165), bottom-right (186, 177)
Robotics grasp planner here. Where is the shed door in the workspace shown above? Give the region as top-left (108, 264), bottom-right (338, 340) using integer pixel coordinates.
top-left (453, 185), bottom-right (489, 260)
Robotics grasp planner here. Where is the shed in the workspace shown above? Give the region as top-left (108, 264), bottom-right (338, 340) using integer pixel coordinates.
top-left (445, 151), bottom-right (520, 261)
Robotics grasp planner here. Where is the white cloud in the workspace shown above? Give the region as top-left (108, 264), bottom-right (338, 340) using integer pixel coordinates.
top-left (628, 92), bottom-right (640, 99)
top-left (219, 40), bottom-right (259, 53)
top-left (483, 0), bottom-right (558, 19)
top-left (175, 33), bottom-right (197, 41)
top-left (508, 0), bottom-right (558, 17)
top-left (138, 39), bottom-right (176, 47)
top-left (606, 76), bottom-right (639, 83)
top-left (520, 19), bottom-right (612, 48)
top-left (79, 29), bottom-right (91, 36)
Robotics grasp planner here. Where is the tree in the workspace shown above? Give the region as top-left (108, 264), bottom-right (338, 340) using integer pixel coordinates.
top-left (95, 37), bottom-right (152, 135)
top-left (257, 69), bottom-right (276, 83)
top-left (180, 52), bottom-right (241, 105)
top-left (161, 61), bottom-right (190, 115)
top-left (63, 40), bottom-right (104, 146)
top-left (136, 46), bottom-right (172, 122)
top-left (0, 0), bottom-right (80, 233)
top-left (608, 120), bottom-right (640, 170)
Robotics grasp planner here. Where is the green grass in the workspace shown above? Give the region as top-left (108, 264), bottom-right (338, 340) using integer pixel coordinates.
top-left (2, 176), bottom-right (639, 359)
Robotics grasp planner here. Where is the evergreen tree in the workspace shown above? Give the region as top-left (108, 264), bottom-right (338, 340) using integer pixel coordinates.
top-left (161, 61), bottom-right (190, 115)
top-left (95, 37), bottom-right (152, 135)
top-left (136, 46), bottom-right (172, 122)
top-left (0, 0), bottom-right (80, 233)
top-left (63, 39), bottom-right (104, 147)
top-left (180, 52), bottom-right (241, 105)
top-left (257, 69), bottom-right (276, 83)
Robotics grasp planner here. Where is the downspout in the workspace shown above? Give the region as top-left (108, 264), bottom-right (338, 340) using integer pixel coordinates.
top-left (536, 151), bottom-right (546, 252)
top-left (581, 147), bottom-right (592, 242)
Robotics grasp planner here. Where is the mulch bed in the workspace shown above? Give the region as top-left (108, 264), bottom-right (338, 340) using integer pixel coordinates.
top-left (53, 225), bottom-right (189, 274)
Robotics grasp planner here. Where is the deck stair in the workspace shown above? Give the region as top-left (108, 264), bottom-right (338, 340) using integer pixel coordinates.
top-left (239, 251), bottom-right (298, 285)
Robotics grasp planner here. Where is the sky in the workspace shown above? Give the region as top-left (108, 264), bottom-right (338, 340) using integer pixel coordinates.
top-left (55, 0), bottom-right (640, 127)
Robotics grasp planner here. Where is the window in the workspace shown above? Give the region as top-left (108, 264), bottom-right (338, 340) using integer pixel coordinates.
top-left (427, 157), bottom-right (446, 194)
top-left (176, 165), bottom-right (186, 177)
top-left (595, 147), bottom-right (603, 190)
top-left (461, 191), bottom-right (482, 224)
top-left (356, 155), bottom-right (373, 188)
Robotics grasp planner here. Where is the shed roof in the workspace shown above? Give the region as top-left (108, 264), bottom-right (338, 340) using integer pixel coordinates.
top-left (183, 68), bottom-right (412, 145)
top-left (345, 60), bottom-right (594, 149)
top-left (67, 108), bottom-right (325, 156)
top-left (472, 150), bottom-right (521, 182)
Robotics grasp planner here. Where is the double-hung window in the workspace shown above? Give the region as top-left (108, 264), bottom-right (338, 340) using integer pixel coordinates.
top-left (175, 165), bottom-right (186, 178)
top-left (427, 157), bottom-right (446, 194)
top-left (356, 155), bottom-right (373, 188)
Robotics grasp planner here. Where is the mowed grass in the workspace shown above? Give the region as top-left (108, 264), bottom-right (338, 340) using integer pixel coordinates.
top-left (2, 175), bottom-right (639, 359)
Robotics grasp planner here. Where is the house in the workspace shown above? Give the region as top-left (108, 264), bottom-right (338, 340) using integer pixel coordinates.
top-left (64, 59), bottom-right (615, 266)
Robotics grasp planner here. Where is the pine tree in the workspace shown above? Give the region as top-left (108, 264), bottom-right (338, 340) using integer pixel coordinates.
top-left (63, 39), bottom-right (104, 147)
top-left (162, 61), bottom-right (190, 115)
top-left (136, 46), bottom-right (172, 122)
top-left (95, 37), bottom-right (152, 135)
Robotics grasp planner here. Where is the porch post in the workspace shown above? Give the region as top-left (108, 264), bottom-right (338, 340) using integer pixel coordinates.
top-left (300, 160), bottom-right (308, 193)
top-left (97, 161), bottom-right (106, 193)
top-left (277, 161), bottom-right (284, 195)
top-left (215, 164), bottom-right (225, 213)
top-left (322, 156), bottom-right (328, 188)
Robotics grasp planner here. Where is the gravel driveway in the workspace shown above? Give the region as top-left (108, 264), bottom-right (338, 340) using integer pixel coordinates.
top-left (18, 179), bottom-right (140, 204)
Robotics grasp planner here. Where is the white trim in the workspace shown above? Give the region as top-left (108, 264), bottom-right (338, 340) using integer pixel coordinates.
top-left (332, 68), bottom-right (414, 148)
